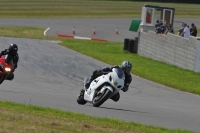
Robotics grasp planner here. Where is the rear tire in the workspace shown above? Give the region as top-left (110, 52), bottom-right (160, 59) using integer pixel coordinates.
top-left (93, 89), bottom-right (112, 107)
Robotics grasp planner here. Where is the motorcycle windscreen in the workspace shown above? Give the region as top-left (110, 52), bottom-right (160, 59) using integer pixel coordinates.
top-left (113, 68), bottom-right (125, 79)
top-left (4, 54), bottom-right (13, 64)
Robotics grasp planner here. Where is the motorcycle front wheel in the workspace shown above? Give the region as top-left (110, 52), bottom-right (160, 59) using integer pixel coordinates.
top-left (93, 89), bottom-right (112, 107)
top-left (0, 71), bottom-right (4, 84)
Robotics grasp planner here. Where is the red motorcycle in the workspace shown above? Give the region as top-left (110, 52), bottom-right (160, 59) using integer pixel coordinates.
top-left (0, 54), bottom-right (14, 84)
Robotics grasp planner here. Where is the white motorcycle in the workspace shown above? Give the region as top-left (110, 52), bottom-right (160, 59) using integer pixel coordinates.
top-left (77, 68), bottom-right (125, 107)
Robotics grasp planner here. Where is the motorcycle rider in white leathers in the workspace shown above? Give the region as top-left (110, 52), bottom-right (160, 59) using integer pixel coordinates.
top-left (83, 61), bottom-right (132, 102)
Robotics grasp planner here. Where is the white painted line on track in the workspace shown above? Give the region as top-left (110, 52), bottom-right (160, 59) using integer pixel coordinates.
top-left (44, 27), bottom-right (50, 36)
top-left (74, 36), bottom-right (91, 40)
top-left (49, 40), bottom-right (62, 43)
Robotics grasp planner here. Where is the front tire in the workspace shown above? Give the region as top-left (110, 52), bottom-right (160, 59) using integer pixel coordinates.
top-left (93, 89), bottom-right (112, 107)
top-left (0, 71), bottom-right (4, 84)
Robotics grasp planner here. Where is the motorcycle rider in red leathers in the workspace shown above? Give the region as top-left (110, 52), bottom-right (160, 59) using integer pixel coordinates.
top-left (0, 44), bottom-right (19, 81)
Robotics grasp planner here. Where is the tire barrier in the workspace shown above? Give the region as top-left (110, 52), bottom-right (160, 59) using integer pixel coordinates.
top-left (123, 38), bottom-right (129, 51)
top-left (123, 38), bottom-right (138, 54)
top-left (128, 39), bottom-right (135, 53)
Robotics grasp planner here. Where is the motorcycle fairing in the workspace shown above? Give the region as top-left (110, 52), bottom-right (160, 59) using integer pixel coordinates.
top-left (0, 55), bottom-right (14, 84)
top-left (0, 55), bottom-right (14, 70)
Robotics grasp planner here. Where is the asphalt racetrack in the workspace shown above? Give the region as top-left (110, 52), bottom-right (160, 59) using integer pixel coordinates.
top-left (0, 18), bottom-right (199, 42)
top-left (0, 18), bottom-right (200, 132)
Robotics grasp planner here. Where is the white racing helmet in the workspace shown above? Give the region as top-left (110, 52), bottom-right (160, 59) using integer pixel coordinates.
top-left (121, 61), bottom-right (132, 74)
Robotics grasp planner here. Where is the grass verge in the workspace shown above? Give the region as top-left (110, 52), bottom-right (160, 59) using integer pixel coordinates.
top-left (0, 100), bottom-right (194, 133)
top-left (0, 0), bottom-right (200, 18)
top-left (0, 26), bottom-right (200, 96)
top-left (0, 27), bottom-right (59, 40)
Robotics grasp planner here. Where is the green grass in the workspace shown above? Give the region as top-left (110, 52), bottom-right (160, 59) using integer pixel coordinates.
top-left (0, 27), bottom-right (44, 38)
top-left (0, 100), bottom-right (194, 133)
top-left (0, 27), bottom-right (59, 40)
top-left (0, 26), bottom-right (199, 95)
top-left (0, 0), bottom-right (199, 18)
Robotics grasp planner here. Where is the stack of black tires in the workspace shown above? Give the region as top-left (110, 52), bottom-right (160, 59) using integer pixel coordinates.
top-left (123, 37), bottom-right (138, 54)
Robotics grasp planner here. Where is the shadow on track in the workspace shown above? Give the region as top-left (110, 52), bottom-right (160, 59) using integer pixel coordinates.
top-left (85, 105), bottom-right (148, 114)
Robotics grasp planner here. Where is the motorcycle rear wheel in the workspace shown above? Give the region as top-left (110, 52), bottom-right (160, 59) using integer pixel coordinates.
top-left (93, 89), bottom-right (111, 107)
